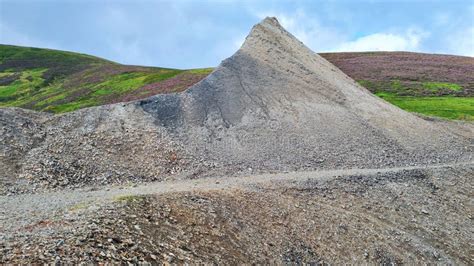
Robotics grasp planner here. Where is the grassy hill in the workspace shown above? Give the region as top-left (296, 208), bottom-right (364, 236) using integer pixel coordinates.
top-left (0, 45), bottom-right (472, 120)
top-left (0, 44), bottom-right (212, 113)
top-left (320, 52), bottom-right (474, 120)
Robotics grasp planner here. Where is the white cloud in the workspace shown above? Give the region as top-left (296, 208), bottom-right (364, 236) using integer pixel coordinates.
top-left (447, 26), bottom-right (474, 56)
top-left (253, 9), bottom-right (429, 54)
top-left (333, 28), bottom-right (429, 52)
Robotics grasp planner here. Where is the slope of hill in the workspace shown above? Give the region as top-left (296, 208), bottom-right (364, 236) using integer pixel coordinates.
top-left (0, 44), bottom-right (212, 113)
top-left (321, 52), bottom-right (474, 120)
top-left (1, 17), bottom-right (471, 192)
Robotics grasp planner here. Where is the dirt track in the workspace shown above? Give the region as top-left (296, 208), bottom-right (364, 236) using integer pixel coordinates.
top-left (1, 161), bottom-right (471, 230)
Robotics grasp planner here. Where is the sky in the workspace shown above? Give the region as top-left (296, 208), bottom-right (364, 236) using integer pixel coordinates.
top-left (0, 0), bottom-right (473, 69)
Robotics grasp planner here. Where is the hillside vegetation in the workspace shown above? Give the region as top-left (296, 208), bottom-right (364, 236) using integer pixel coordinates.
top-left (0, 45), bottom-right (212, 113)
top-left (321, 52), bottom-right (474, 120)
top-left (0, 45), bottom-right (472, 120)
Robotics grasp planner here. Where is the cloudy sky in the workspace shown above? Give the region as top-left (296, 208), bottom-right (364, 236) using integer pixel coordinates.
top-left (1, 0), bottom-right (473, 69)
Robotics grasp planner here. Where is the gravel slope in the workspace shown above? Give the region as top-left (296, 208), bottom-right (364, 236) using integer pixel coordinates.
top-left (1, 18), bottom-right (472, 194)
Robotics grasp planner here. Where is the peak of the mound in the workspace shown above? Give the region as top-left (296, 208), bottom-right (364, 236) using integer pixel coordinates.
top-left (136, 17), bottom-right (466, 153)
top-left (246, 16), bottom-right (287, 38)
top-left (239, 17), bottom-right (308, 57)
top-left (262, 16), bottom-right (281, 26)
top-left (183, 16), bottom-right (362, 113)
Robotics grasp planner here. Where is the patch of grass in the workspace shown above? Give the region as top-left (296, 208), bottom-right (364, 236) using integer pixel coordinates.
top-left (0, 85), bottom-right (19, 99)
top-left (87, 70), bottom-right (183, 101)
top-left (376, 92), bottom-right (474, 120)
top-left (34, 91), bottom-right (67, 108)
top-left (0, 72), bottom-right (15, 78)
top-left (142, 69), bottom-right (183, 83)
top-left (90, 72), bottom-right (148, 96)
top-left (374, 91), bottom-right (393, 98)
top-left (45, 98), bottom-right (100, 113)
top-left (390, 80), bottom-right (404, 90)
top-left (0, 68), bottom-right (47, 102)
top-left (186, 68), bottom-right (214, 74)
top-left (422, 82), bottom-right (462, 92)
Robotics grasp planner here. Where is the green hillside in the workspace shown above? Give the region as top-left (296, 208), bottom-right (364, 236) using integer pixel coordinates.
top-left (356, 79), bottom-right (474, 121)
top-left (0, 44), bottom-right (212, 113)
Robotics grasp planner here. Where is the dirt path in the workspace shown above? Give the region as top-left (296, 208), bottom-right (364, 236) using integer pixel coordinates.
top-left (1, 161), bottom-right (472, 235)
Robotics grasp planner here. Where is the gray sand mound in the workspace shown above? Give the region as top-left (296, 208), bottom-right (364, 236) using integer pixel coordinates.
top-left (0, 17), bottom-right (472, 193)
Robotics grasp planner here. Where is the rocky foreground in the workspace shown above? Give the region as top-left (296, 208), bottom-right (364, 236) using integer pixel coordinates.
top-left (1, 163), bottom-right (472, 264)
